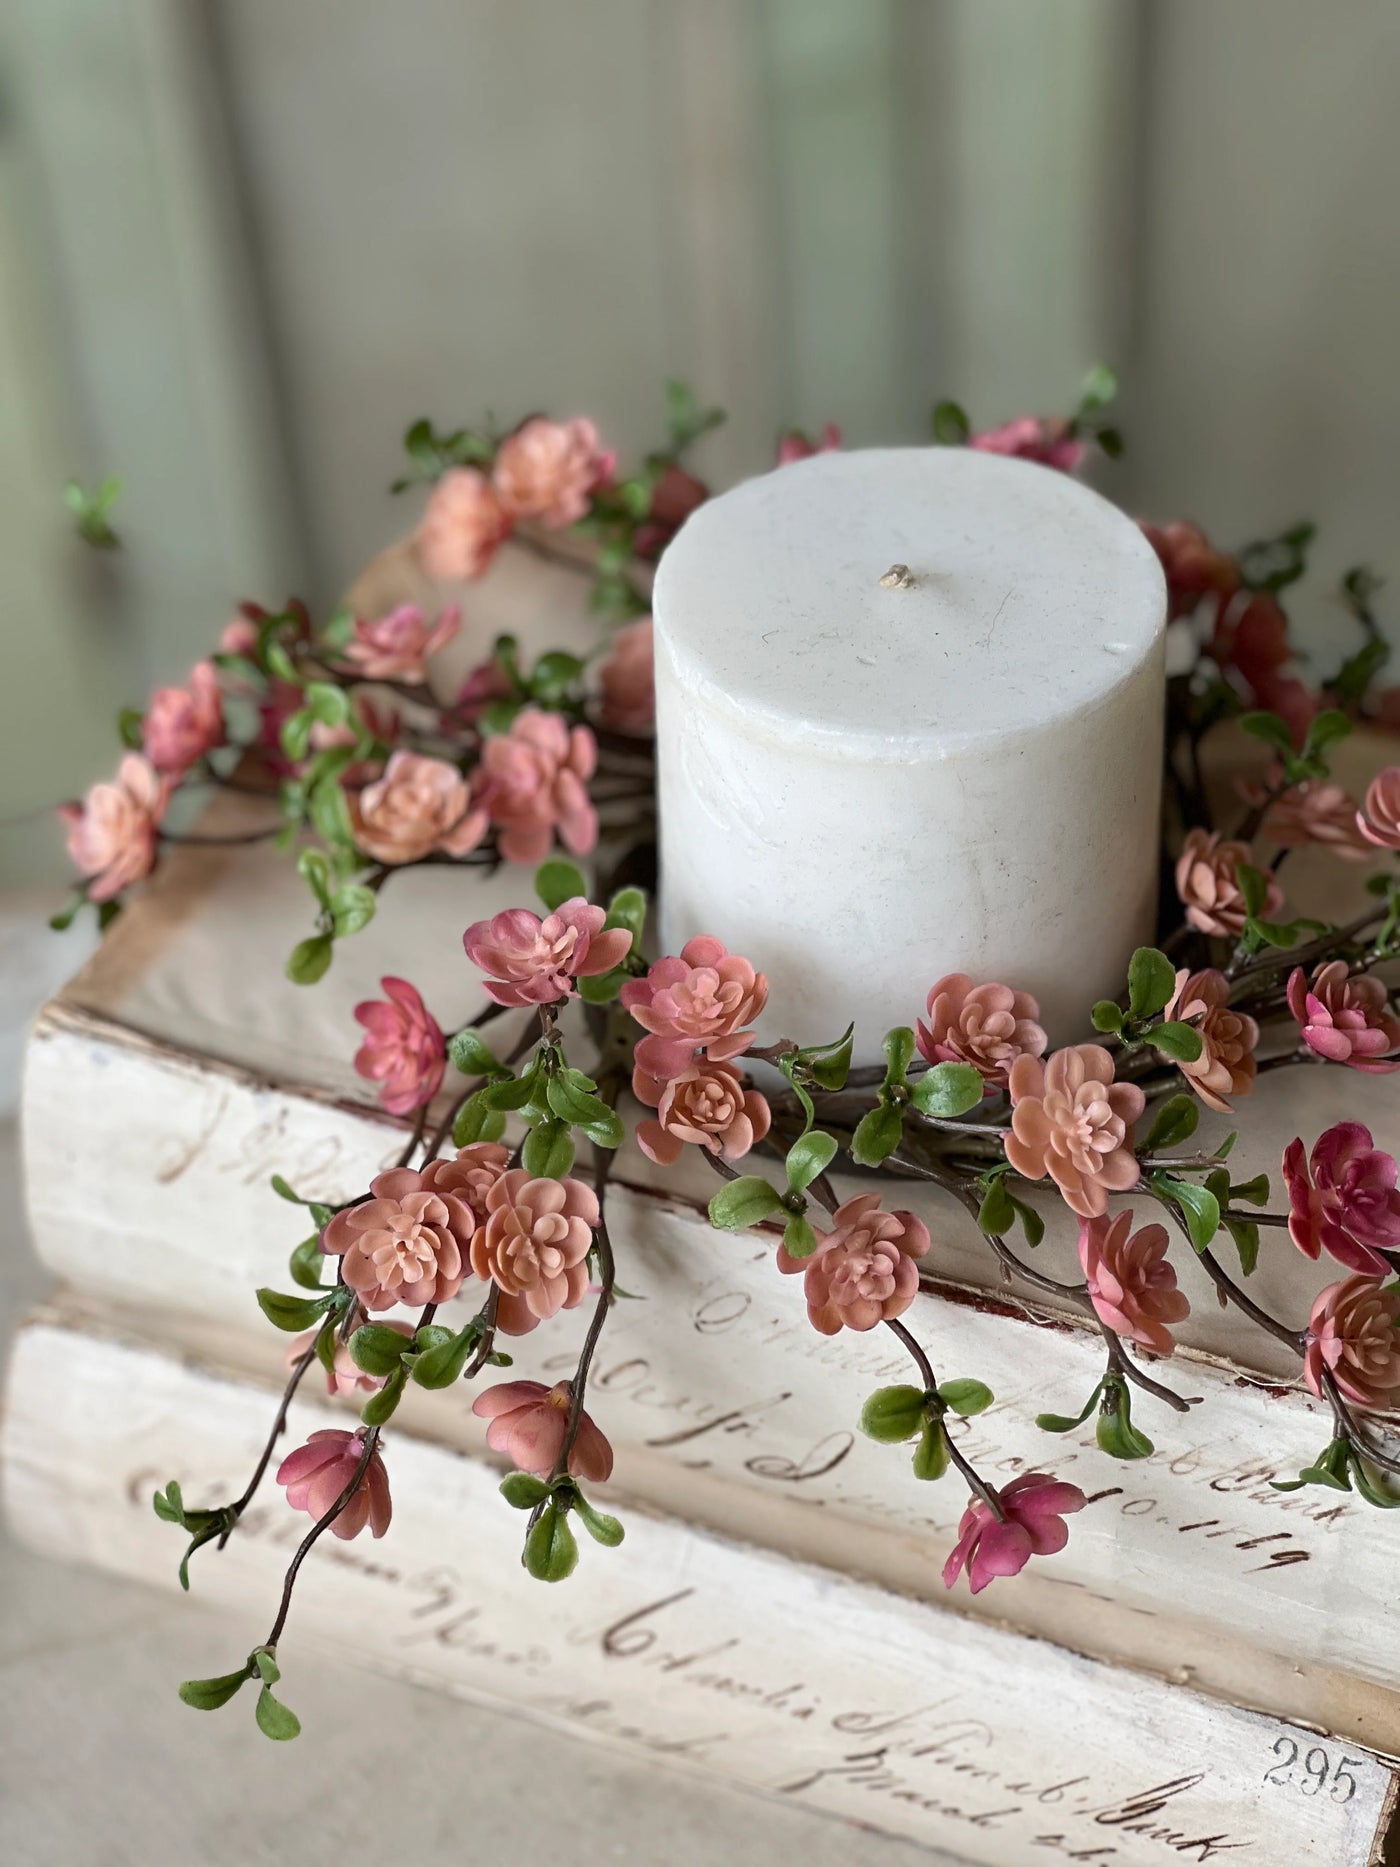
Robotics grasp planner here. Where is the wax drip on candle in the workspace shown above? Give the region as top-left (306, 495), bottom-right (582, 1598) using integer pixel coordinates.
top-left (878, 562), bottom-right (914, 589)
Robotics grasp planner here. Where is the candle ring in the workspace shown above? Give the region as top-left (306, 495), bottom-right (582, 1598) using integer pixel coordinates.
top-left (878, 562), bottom-right (914, 589)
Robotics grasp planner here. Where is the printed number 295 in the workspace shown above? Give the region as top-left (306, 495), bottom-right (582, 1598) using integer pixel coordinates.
top-left (1264, 1738), bottom-right (1362, 1802)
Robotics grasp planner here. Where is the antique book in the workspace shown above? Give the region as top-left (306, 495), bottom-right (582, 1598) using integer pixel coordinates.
top-left (18, 721), bottom-right (1400, 1756)
top-left (5, 1306), bottom-right (1396, 1867)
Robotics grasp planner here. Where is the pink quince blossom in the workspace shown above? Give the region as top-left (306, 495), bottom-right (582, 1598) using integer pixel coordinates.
top-left (276, 1429), bottom-right (392, 1538)
top-left (320, 1167), bottom-right (475, 1310)
top-left (472, 1379), bottom-right (613, 1482)
top-left (59, 754), bottom-right (171, 902)
top-left (353, 976), bottom-right (446, 1116)
top-left (1175, 828), bottom-right (1282, 938)
top-left (342, 604), bottom-right (460, 683)
top-left (1358, 767), bottom-right (1400, 851)
top-left (776, 1193), bottom-right (929, 1335)
top-left (492, 417), bottom-right (611, 528)
top-left (1287, 961), bottom-right (1400, 1073)
top-left (142, 661), bottom-right (225, 774)
top-left (915, 973), bottom-right (1047, 1091)
top-left (470, 1169), bottom-right (599, 1336)
top-left (621, 937), bottom-right (768, 1082)
top-left (942, 1472), bottom-right (1086, 1595)
top-left (596, 618), bottom-right (654, 735)
top-left (1163, 967), bottom-right (1258, 1113)
top-left (476, 708), bottom-right (598, 865)
top-left (777, 422), bottom-right (841, 465)
top-left (1305, 1276), bottom-right (1400, 1408)
top-left (417, 466), bottom-right (511, 582)
top-left (1238, 766), bottom-right (1370, 860)
top-left (347, 750), bottom-right (488, 865)
top-left (1139, 520), bottom-right (1240, 622)
top-left (1004, 1045), bottom-right (1145, 1219)
top-left (633, 1057), bottom-right (771, 1166)
top-left (1077, 1211), bottom-right (1189, 1356)
top-left (969, 416), bottom-right (1086, 473)
top-left (463, 898), bottom-right (632, 1007)
top-left (1284, 1123), bottom-right (1400, 1277)
top-left (218, 614), bottom-right (259, 658)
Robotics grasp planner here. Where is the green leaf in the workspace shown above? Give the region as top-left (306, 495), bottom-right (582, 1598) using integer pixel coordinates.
top-left (805, 1025), bottom-right (854, 1091)
top-left (574, 1494), bottom-right (625, 1547)
top-left (932, 399), bottom-right (970, 445)
top-left (255, 1685), bottom-right (301, 1741)
top-left (253, 1648), bottom-right (281, 1685)
top-left (448, 1028), bottom-right (504, 1077)
top-left (117, 706), bottom-right (145, 750)
top-left (256, 1288), bottom-right (332, 1333)
top-left (1142, 1094), bottom-right (1199, 1152)
top-left (603, 885), bottom-right (647, 945)
top-left (285, 934), bottom-right (334, 986)
top-left (279, 708), bottom-right (313, 764)
top-left (1332, 636), bottom-right (1390, 708)
top-left (409, 1326), bottom-right (479, 1389)
top-left (911, 1419), bottom-right (950, 1482)
top-left (304, 681), bottom-right (351, 728)
top-left (48, 893), bottom-right (84, 932)
top-left (529, 651), bottom-right (585, 703)
top-left (348, 1324), bottom-right (412, 1377)
top-left (453, 1090), bottom-right (504, 1146)
top-left (152, 1481), bottom-right (185, 1525)
top-left (1078, 363), bottom-right (1118, 414)
top-left (1240, 710), bottom-right (1295, 754)
top-left (288, 1233), bottom-right (326, 1290)
top-left (1349, 1453), bottom-right (1400, 1509)
top-left (1036, 1383), bottom-right (1104, 1435)
top-left (1303, 707), bottom-right (1352, 764)
top-left (977, 1177), bottom-right (1016, 1236)
top-left (1235, 861), bottom-right (1269, 919)
top-left (309, 776), bottom-right (355, 850)
top-left (851, 1102), bottom-right (903, 1167)
top-left (545, 1070), bottom-right (624, 1146)
top-left (707, 1176), bottom-right (783, 1231)
top-left (178, 1669), bottom-right (249, 1711)
top-left (483, 1066), bottom-right (540, 1111)
top-left (909, 1062), bottom-right (984, 1119)
top-left (785, 1130), bottom-right (837, 1194)
top-left (1151, 1173), bottom-right (1221, 1251)
top-left (1127, 947), bottom-right (1177, 1020)
top-left (578, 969), bottom-right (626, 1005)
top-left (1152, 1021), bottom-right (1205, 1064)
top-left (779, 1059), bottom-right (816, 1136)
top-left (296, 847), bottom-right (332, 906)
top-left (881, 1026), bottom-right (916, 1083)
top-left (500, 1473), bottom-right (550, 1510)
top-left (859, 1384), bottom-right (928, 1444)
top-left (534, 859), bottom-right (587, 912)
top-left (523, 1502), bottom-right (579, 1582)
top-left (1008, 1194), bottom-right (1045, 1248)
top-left (328, 885), bottom-right (376, 938)
top-left (782, 1212), bottom-right (819, 1260)
top-left (523, 1118), bottom-right (575, 1179)
top-left (937, 1378), bottom-right (993, 1417)
top-left (1224, 1215), bottom-right (1260, 1277)
top-left (361, 1364), bottom-right (407, 1425)
top-left (1091, 1000), bottom-right (1124, 1034)
top-left (1230, 1172), bottom-right (1271, 1206)
top-left (1097, 1407), bottom-right (1155, 1461)
top-left (271, 1174), bottom-right (309, 1205)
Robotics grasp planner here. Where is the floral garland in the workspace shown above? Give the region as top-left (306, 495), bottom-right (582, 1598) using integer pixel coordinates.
top-left (54, 374), bottom-right (1400, 1742)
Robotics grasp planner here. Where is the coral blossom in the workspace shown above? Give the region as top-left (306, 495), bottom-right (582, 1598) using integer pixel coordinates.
top-left (597, 618), bottom-right (655, 734)
top-left (633, 1057), bottom-right (770, 1166)
top-left (343, 604), bottom-right (460, 682)
top-left (1077, 1212), bottom-right (1189, 1356)
top-left (463, 898), bottom-right (631, 1007)
top-left (1174, 828), bottom-right (1282, 938)
top-left (59, 754), bottom-right (170, 901)
top-left (476, 707), bottom-right (598, 864)
top-left (1004, 1045), bottom-right (1145, 1219)
top-left (776, 1194), bottom-right (929, 1335)
top-left (492, 417), bottom-right (610, 528)
top-left (1139, 520), bottom-right (1239, 621)
top-left (1287, 961), bottom-right (1400, 1073)
top-left (347, 750), bottom-right (487, 865)
top-left (1358, 767), bottom-right (1400, 850)
top-left (915, 973), bottom-right (1047, 1090)
top-left (969, 416), bottom-right (1086, 473)
top-left (1163, 967), bottom-right (1258, 1112)
top-left (1305, 1277), bottom-right (1400, 1408)
top-left (419, 1142), bottom-right (511, 1226)
top-left (1238, 767), bottom-right (1369, 860)
top-left (621, 937), bottom-right (768, 1082)
top-left (471, 1169), bottom-right (599, 1336)
top-left (321, 1167), bottom-right (475, 1311)
top-left (942, 1472), bottom-right (1086, 1595)
top-left (417, 466), bottom-right (511, 582)
top-left (289, 1322), bottom-right (413, 1399)
top-left (353, 976), bottom-right (446, 1116)
top-left (142, 661), bottom-right (224, 773)
top-left (1284, 1123), bottom-right (1400, 1277)
top-left (276, 1429), bottom-right (391, 1539)
top-left (777, 422), bottom-right (841, 464)
top-left (472, 1379), bottom-right (613, 1482)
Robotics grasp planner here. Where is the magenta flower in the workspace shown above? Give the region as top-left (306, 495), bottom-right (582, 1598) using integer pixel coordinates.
top-left (1305, 1277), bottom-right (1400, 1408)
top-left (775, 1193), bottom-right (929, 1335)
top-left (1283, 1123), bottom-right (1400, 1277)
top-left (1077, 1211), bottom-right (1189, 1356)
top-left (343, 603), bottom-right (460, 682)
top-left (776, 422), bottom-right (841, 465)
top-left (1287, 961), bottom-right (1400, 1073)
top-left (492, 416), bottom-right (611, 529)
top-left (596, 618), bottom-right (654, 735)
top-left (142, 661), bottom-right (225, 774)
top-left (942, 1473), bottom-right (1086, 1595)
top-left (621, 937), bottom-right (768, 1082)
top-left (476, 708), bottom-right (599, 865)
top-left (472, 1379), bottom-right (613, 1482)
top-left (915, 973), bottom-right (1046, 1090)
top-left (59, 754), bottom-right (171, 902)
top-left (1357, 767), bottom-right (1400, 851)
top-left (969, 416), bottom-right (1086, 473)
top-left (353, 976), bottom-right (447, 1116)
top-left (463, 898), bottom-right (632, 1008)
top-left (417, 466), bottom-right (510, 582)
top-left (633, 1057), bottom-right (771, 1166)
top-left (276, 1429), bottom-right (391, 1539)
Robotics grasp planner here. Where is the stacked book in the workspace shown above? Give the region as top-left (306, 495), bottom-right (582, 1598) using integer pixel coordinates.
top-left (6, 546), bottom-right (1399, 1861)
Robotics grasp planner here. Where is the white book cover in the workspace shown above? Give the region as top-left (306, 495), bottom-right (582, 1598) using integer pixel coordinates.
top-left (4, 1311), bottom-right (1395, 1867)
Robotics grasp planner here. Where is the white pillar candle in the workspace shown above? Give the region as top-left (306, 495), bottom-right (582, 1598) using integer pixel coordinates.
top-left (652, 448), bottom-right (1167, 1060)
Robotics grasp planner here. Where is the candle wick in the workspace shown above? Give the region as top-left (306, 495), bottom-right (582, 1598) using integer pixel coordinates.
top-left (878, 563), bottom-right (914, 589)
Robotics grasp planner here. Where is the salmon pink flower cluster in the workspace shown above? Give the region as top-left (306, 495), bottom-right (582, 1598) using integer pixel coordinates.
top-left (1004, 1045), bottom-right (1145, 1219)
top-left (475, 709), bottom-right (599, 864)
top-left (1163, 967), bottom-right (1258, 1112)
top-left (348, 750), bottom-right (487, 865)
top-left (596, 618), bottom-right (655, 734)
top-left (469, 1169), bottom-right (599, 1336)
top-left (915, 972), bottom-right (1046, 1090)
top-left (321, 1165), bottom-right (476, 1310)
top-left (777, 1193), bottom-right (928, 1335)
top-left (59, 754), bottom-right (171, 901)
